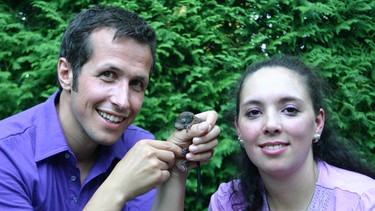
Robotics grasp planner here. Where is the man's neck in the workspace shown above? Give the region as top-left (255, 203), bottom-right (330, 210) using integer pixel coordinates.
top-left (56, 91), bottom-right (100, 184)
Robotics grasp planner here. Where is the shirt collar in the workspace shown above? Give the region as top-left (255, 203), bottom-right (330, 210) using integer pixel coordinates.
top-left (34, 91), bottom-right (124, 162)
top-left (34, 91), bottom-right (71, 162)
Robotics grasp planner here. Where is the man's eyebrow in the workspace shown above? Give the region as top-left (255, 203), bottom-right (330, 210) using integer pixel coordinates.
top-left (100, 64), bottom-right (122, 72)
top-left (134, 75), bottom-right (149, 83)
top-left (100, 64), bottom-right (149, 79)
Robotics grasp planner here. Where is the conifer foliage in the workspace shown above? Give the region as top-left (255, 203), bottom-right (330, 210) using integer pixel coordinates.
top-left (1, 0), bottom-right (374, 210)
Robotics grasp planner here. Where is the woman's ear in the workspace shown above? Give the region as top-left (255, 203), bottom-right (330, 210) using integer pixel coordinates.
top-left (57, 58), bottom-right (73, 91)
top-left (315, 108), bottom-right (325, 134)
top-left (234, 117), bottom-right (240, 136)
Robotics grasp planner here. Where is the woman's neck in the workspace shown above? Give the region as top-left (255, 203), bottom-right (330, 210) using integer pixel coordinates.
top-left (262, 161), bottom-right (318, 211)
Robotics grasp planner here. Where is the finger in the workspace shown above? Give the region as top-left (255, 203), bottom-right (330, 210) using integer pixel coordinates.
top-left (191, 125), bottom-right (221, 145)
top-left (187, 149), bottom-right (215, 163)
top-left (189, 111), bottom-right (220, 135)
top-left (130, 141), bottom-right (175, 168)
top-left (195, 110), bottom-right (218, 126)
top-left (168, 128), bottom-right (199, 148)
top-left (158, 169), bottom-right (171, 183)
top-left (171, 121), bottom-right (215, 145)
top-left (155, 151), bottom-right (176, 169)
top-left (147, 140), bottom-right (184, 156)
top-left (167, 110), bottom-right (219, 149)
top-left (188, 138), bottom-right (218, 156)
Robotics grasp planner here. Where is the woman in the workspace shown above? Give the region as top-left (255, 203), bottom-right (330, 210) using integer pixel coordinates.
top-left (209, 56), bottom-right (375, 210)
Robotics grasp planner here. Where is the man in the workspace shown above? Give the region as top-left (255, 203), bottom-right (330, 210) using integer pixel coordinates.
top-left (0, 5), bottom-right (220, 210)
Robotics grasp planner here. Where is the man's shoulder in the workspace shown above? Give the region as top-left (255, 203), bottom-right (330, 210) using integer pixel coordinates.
top-left (0, 92), bottom-right (59, 142)
top-left (0, 104), bottom-right (42, 141)
top-left (0, 106), bottom-right (42, 176)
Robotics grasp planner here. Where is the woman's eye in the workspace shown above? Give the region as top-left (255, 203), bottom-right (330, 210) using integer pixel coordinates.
top-left (283, 106), bottom-right (299, 115)
top-left (246, 109), bottom-right (262, 118)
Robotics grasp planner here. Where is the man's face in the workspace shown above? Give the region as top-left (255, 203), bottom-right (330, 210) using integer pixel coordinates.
top-left (64, 27), bottom-right (152, 146)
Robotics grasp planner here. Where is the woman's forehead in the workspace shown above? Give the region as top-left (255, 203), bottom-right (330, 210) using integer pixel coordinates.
top-left (241, 66), bottom-right (310, 102)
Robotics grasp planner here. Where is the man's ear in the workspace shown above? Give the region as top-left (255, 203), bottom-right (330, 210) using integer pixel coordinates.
top-left (57, 57), bottom-right (73, 91)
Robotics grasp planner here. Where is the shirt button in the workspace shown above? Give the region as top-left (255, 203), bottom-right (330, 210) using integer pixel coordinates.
top-left (72, 197), bottom-right (77, 203)
top-left (65, 153), bottom-right (70, 159)
top-left (71, 176), bottom-right (77, 182)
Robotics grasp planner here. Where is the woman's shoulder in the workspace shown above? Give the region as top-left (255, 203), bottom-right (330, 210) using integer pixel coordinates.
top-left (316, 161), bottom-right (375, 210)
top-left (317, 161), bottom-right (375, 193)
top-left (214, 179), bottom-right (241, 195)
top-left (209, 180), bottom-right (248, 211)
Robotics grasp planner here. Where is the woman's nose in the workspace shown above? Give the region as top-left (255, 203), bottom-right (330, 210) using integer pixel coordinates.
top-left (263, 111), bottom-right (282, 135)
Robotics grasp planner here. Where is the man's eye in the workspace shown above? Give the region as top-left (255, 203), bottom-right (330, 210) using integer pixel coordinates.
top-left (100, 71), bottom-right (115, 81)
top-left (130, 80), bottom-right (144, 91)
top-left (102, 71), bottom-right (112, 78)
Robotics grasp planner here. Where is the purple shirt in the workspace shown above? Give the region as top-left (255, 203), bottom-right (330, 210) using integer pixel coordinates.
top-left (0, 91), bottom-right (156, 210)
top-left (209, 161), bottom-right (375, 210)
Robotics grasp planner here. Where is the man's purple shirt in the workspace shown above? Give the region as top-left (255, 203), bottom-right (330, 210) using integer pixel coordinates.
top-left (0, 91), bottom-right (155, 210)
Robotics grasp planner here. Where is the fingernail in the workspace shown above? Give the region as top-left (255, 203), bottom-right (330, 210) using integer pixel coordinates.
top-left (186, 153), bottom-right (193, 159)
top-left (198, 122), bottom-right (208, 131)
top-left (193, 137), bottom-right (202, 144)
top-left (189, 145), bottom-right (198, 152)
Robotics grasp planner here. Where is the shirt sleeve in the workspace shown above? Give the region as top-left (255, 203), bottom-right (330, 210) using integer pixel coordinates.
top-left (209, 189), bottom-right (227, 211)
top-left (209, 180), bottom-right (253, 211)
top-left (211, 182), bottom-right (233, 211)
top-left (0, 143), bottom-right (34, 210)
top-left (353, 188), bottom-right (375, 210)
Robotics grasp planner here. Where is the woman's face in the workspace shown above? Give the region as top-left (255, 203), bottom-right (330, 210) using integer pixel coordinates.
top-left (236, 66), bottom-right (324, 178)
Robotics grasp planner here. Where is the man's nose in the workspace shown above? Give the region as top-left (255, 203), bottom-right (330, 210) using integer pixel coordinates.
top-left (110, 82), bottom-right (130, 110)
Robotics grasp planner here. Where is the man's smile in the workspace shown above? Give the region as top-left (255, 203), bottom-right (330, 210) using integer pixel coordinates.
top-left (97, 110), bottom-right (125, 123)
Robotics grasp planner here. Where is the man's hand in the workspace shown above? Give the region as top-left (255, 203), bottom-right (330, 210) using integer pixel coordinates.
top-left (84, 140), bottom-right (183, 210)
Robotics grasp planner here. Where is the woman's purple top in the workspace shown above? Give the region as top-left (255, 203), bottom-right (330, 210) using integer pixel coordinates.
top-left (209, 161), bottom-right (375, 210)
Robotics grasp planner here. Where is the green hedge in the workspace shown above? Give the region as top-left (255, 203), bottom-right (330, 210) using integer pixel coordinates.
top-left (1, 0), bottom-right (374, 210)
